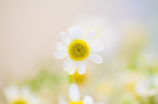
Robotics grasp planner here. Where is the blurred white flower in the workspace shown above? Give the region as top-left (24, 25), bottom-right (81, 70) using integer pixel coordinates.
top-left (3, 85), bottom-right (40, 104)
top-left (59, 84), bottom-right (105, 104)
top-left (134, 75), bottom-right (158, 97)
top-left (54, 25), bottom-right (104, 75)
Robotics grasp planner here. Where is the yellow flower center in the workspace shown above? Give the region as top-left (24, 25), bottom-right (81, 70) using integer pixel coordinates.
top-left (11, 99), bottom-right (27, 104)
top-left (68, 39), bottom-right (90, 61)
top-left (69, 101), bottom-right (83, 104)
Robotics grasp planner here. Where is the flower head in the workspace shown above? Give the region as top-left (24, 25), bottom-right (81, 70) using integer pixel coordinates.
top-left (54, 25), bottom-right (104, 75)
top-left (3, 85), bottom-right (40, 104)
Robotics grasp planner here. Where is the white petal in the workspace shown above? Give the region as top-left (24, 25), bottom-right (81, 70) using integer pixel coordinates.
top-left (54, 51), bottom-right (68, 59)
top-left (68, 27), bottom-right (76, 40)
top-left (88, 38), bottom-right (100, 47)
top-left (63, 57), bottom-right (72, 71)
top-left (60, 32), bottom-right (71, 45)
top-left (88, 52), bottom-right (103, 64)
top-left (75, 25), bottom-right (82, 39)
top-left (55, 42), bottom-right (67, 51)
top-left (84, 30), bottom-right (96, 42)
top-left (3, 85), bottom-right (19, 101)
top-left (83, 95), bottom-right (93, 104)
top-left (67, 60), bottom-right (77, 75)
top-left (68, 84), bottom-right (80, 102)
top-left (78, 61), bottom-right (85, 75)
top-left (90, 44), bottom-right (104, 52)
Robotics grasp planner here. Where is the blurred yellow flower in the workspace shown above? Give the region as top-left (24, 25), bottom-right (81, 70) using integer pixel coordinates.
top-left (71, 70), bottom-right (85, 84)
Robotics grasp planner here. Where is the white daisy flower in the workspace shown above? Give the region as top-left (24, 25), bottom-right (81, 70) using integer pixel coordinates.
top-left (3, 85), bottom-right (40, 104)
top-left (59, 83), bottom-right (105, 104)
top-left (54, 25), bottom-right (104, 75)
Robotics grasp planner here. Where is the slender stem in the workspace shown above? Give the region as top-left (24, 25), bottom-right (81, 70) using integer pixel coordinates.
top-left (68, 74), bottom-right (73, 84)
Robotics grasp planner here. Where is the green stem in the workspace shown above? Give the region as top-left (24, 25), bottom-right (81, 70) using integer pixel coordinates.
top-left (68, 74), bottom-right (73, 84)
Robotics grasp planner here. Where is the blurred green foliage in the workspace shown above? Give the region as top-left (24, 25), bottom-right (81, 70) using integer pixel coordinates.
top-left (22, 69), bottom-right (63, 92)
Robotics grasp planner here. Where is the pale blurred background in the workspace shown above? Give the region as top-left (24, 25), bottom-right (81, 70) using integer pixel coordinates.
top-left (0, 0), bottom-right (158, 104)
